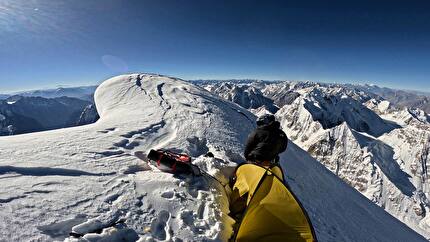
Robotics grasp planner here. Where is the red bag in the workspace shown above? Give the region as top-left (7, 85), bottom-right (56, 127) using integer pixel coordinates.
top-left (147, 149), bottom-right (195, 174)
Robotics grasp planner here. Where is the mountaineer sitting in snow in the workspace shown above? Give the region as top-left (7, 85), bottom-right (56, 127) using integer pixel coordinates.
top-left (228, 114), bottom-right (290, 234)
top-left (244, 114), bottom-right (288, 166)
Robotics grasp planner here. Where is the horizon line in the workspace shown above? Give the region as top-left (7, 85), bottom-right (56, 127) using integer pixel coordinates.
top-left (0, 74), bottom-right (428, 95)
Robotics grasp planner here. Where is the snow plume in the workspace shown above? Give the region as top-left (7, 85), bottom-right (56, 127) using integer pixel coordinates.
top-left (0, 74), bottom-right (426, 241)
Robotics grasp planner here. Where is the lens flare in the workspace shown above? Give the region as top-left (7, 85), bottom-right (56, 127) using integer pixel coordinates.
top-left (102, 55), bottom-right (129, 73)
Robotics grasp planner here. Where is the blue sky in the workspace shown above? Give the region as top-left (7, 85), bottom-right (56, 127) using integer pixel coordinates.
top-left (0, 0), bottom-right (429, 92)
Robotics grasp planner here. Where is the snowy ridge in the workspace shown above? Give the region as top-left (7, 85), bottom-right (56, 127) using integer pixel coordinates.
top-left (0, 74), bottom-right (254, 241)
top-left (202, 82), bottom-right (278, 113)
top-left (281, 142), bottom-right (426, 242)
top-left (269, 83), bottom-right (430, 238)
top-left (0, 74), bottom-right (426, 241)
top-left (196, 80), bottom-right (430, 239)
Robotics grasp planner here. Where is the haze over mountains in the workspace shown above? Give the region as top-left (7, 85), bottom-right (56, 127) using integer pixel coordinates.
top-left (0, 96), bottom-right (93, 136)
top-left (353, 85), bottom-right (430, 114)
top-left (0, 86), bottom-right (97, 101)
top-left (0, 74), bottom-right (427, 241)
top-left (0, 86), bottom-right (99, 136)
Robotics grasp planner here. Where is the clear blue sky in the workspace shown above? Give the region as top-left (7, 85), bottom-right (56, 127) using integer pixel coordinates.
top-left (1, 0), bottom-right (429, 92)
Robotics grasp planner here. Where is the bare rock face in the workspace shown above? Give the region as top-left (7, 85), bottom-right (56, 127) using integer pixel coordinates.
top-left (77, 104), bottom-right (100, 126)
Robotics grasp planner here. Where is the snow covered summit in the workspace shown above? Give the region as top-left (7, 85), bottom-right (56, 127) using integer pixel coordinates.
top-left (0, 73), bottom-right (254, 241)
top-left (0, 74), bottom-right (426, 241)
top-left (200, 80), bottom-right (430, 239)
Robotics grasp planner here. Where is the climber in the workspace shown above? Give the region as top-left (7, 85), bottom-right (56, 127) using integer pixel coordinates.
top-left (244, 114), bottom-right (288, 166)
top-left (226, 115), bottom-right (316, 241)
top-left (228, 114), bottom-right (289, 230)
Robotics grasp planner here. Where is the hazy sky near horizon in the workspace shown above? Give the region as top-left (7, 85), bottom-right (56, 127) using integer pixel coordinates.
top-left (0, 0), bottom-right (429, 92)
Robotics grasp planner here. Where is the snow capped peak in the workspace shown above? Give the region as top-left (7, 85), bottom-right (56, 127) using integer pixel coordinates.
top-left (196, 79), bottom-right (430, 240)
top-left (94, 73), bottom-right (255, 156)
top-left (408, 108), bottom-right (430, 123)
top-left (297, 86), bottom-right (399, 137)
top-left (201, 80), bottom-right (279, 114)
top-left (1, 73), bottom-right (256, 241)
top-left (0, 74), bottom-right (427, 241)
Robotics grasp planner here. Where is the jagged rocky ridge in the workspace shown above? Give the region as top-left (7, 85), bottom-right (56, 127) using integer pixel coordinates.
top-left (202, 82), bottom-right (279, 113)
top-left (351, 84), bottom-right (430, 114)
top-left (76, 104), bottom-right (100, 126)
top-left (197, 80), bottom-right (430, 239)
top-left (0, 74), bottom-right (426, 241)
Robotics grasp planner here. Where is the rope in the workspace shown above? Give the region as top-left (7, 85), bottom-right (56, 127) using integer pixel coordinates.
top-left (200, 170), bottom-right (228, 187)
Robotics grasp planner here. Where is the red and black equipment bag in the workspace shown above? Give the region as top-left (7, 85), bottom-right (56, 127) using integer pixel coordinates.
top-left (147, 149), bottom-right (193, 174)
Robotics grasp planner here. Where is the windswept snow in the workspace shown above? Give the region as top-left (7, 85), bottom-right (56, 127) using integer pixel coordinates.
top-left (0, 74), bottom-right (426, 241)
top-left (0, 74), bottom-right (252, 241)
top-left (281, 143), bottom-right (427, 242)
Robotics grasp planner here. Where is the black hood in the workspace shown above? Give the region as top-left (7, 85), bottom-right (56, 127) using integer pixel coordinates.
top-left (257, 120), bottom-right (280, 130)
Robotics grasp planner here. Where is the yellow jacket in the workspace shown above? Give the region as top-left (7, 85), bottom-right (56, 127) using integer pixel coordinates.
top-left (230, 163), bottom-right (317, 242)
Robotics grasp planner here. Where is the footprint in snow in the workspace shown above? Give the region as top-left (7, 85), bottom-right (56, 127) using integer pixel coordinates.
top-left (150, 210), bottom-right (170, 240)
top-left (179, 210), bottom-right (194, 226)
top-left (98, 127), bottom-right (117, 134)
top-left (161, 190), bottom-right (175, 199)
top-left (121, 164), bottom-right (152, 175)
top-left (37, 214), bottom-right (88, 240)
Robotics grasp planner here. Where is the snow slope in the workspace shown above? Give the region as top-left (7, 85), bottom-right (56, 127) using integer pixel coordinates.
top-left (273, 85), bottom-right (430, 238)
top-left (197, 80), bottom-right (430, 239)
top-left (0, 74), bottom-right (426, 241)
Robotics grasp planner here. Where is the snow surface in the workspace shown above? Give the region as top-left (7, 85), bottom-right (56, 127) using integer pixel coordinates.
top-left (200, 80), bottom-right (430, 239)
top-left (0, 74), bottom-right (426, 241)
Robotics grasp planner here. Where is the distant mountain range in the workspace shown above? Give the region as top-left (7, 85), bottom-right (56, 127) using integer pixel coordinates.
top-left (0, 95), bottom-right (98, 136)
top-left (1, 73), bottom-right (426, 242)
top-left (0, 85), bottom-right (101, 136)
top-left (0, 94), bottom-right (9, 100)
top-left (194, 80), bottom-right (430, 238)
top-left (192, 80), bottom-right (430, 114)
top-left (1, 82), bottom-right (428, 137)
top-left (349, 84), bottom-right (430, 113)
top-left (0, 86), bottom-right (98, 101)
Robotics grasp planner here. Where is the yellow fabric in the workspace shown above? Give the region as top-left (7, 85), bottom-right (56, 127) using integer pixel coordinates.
top-left (233, 164), bottom-right (315, 242)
